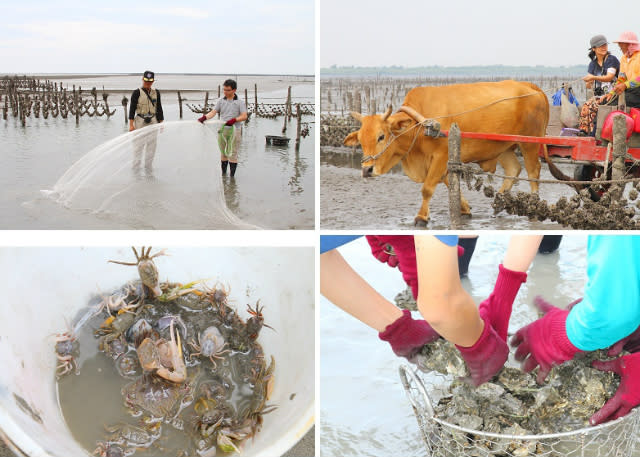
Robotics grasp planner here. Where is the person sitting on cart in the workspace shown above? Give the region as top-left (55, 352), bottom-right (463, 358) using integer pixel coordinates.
top-left (578, 31), bottom-right (640, 136)
top-left (510, 235), bottom-right (640, 426)
top-left (578, 34), bottom-right (619, 135)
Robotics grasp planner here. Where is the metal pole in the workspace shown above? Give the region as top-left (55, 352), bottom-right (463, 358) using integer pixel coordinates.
top-left (447, 123), bottom-right (462, 229)
top-left (254, 83), bottom-right (258, 118)
top-left (177, 91), bottom-right (183, 119)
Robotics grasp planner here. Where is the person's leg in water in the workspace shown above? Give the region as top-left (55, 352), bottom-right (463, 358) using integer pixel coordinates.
top-left (539, 235), bottom-right (562, 254)
top-left (221, 160), bottom-right (228, 175)
top-left (458, 236), bottom-right (478, 277)
top-left (229, 127), bottom-right (241, 177)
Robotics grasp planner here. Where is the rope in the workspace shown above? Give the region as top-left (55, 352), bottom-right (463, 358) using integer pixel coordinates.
top-left (453, 162), bottom-right (640, 185)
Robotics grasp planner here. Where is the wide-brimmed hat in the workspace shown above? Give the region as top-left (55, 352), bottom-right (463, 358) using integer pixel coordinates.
top-left (142, 70), bottom-right (155, 82)
top-left (590, 34), bottom-right (608, 48)
top-left (613, 31), bottom-right (640, 44)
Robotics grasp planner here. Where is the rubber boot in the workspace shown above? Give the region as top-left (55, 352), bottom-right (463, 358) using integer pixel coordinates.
top-left (221, 160), bottom-right (228, 175)
top-left (458, 237), bottom-right (478, 277)
top-left (539, 235), bottom-right (562, 254)
top-left (230, 162), bottom-right (237, 177)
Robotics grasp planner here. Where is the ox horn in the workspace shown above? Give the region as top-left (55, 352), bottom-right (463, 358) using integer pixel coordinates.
top-left (399, 105), bottom-right (427, 124)
top-left (381, 105), bottom-right (393, 121)
top-left (350, 111), bottom-right (363, 122)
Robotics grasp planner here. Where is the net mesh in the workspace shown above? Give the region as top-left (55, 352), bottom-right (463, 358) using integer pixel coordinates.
top-left (399, 365), bottom-right (640, 457)
top-left (42, 121), bottom-right (257, 229)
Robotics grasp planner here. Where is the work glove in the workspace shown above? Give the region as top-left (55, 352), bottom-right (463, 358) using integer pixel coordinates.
top-left (378, 309), bottom-right (440, 361)
top-left (456, 316), bottom-right (509, 386)
top-left (366, 235), bottom-right (399, 268)
top-left (225, 117), bottom-right (237, 126)
top-left (510, 296), bottom-right (583, 384)
top-left (607, 324), bottom-right (640, 356)
top-left (478, 264), bottom-right (527, 341)
top-left (197, 115), bottom-right (207, 123)
top-left (366, 236), bottom-right (464, 300)
top-left (590, 353), bottom-right (640, 425)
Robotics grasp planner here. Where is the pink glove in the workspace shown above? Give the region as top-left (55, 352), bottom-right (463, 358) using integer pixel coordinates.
top-left (197, 115), bottom-right (207, 123)
top-left (510, 298), bottom-right (583, 384)
top-left (225, 117), bottom-right (237, 126)
top-left (456, 316), bottom-right (509, 386)
top-left (374, 236), bottom-right (418, 299)
top-left (378, 310), bottom-right (439, 360)
top-left (590, 353), bottom-right (640, 425)
top-left (608, 324), bottom-right (640, 356)
top-left (478, 264), bottom-right (527, 341)
top-left (365, 235), bottom-right (399, 268)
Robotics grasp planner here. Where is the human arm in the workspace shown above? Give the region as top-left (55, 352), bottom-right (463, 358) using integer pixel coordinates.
top-left (565, 236), bottom-right (640, 351)
top-left (320, 247), bottom-right (438, 359)
top-left (128, 89), bottom-right (139, 131)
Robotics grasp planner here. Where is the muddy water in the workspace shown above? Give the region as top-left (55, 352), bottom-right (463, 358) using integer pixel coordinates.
top-left (57, 289), bottom-right (266, 457)
top-left (320, 235), bottom-right (640, 457)
top-left (321, 146), bottom-right (581, 229)
top-left (0, 75), bottom-right (314, 229)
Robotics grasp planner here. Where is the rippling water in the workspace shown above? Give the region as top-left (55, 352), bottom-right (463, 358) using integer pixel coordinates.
top-left (320, 235), bottom-right (592, 457)
top-left (0, 75), bottom-right (314, 229)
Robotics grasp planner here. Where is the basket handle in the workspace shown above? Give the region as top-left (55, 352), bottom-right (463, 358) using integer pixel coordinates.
top-left (398, 364), bottom-right (435, 418)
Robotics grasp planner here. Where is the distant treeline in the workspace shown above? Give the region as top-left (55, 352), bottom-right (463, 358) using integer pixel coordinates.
top-left (321, 65), bottom-right (585, 78)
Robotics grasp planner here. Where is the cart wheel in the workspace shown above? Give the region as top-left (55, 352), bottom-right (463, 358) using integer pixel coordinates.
top-left (573, 164), bottom-right (608, 201)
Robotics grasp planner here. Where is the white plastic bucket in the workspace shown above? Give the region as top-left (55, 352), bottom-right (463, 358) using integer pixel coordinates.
top-left (0, 247), bottom-right (314, 457)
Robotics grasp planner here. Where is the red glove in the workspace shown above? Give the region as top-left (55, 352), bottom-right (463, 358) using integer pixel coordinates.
top-left (478, 264), bottom-right (527, 341)
top-left (510, 297), bottom-right (583, 384)
top-left (197, 115), bottom-right (207, 123)
top-left (590, 353), bottom-right (640, 425)
top-left (378, 310), bottom-right (439, 360)
top-left (225, 117), bottom-right (237, 126)
top-left (456, 316), bottom-right (509, 386)
top-left (608, 324), bottom-right (640, 356)
top-left (365, 235), bottom-right (399, 268)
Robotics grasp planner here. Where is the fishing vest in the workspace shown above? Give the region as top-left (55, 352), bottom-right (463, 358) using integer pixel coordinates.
top-left (136, 87), bottom-right (157, 116)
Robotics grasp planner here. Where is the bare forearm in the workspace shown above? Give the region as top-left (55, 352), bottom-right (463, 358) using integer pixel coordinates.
top-left (320, 250), bottom-right (403, 332)
top-left (502, 235), bottom-right (543, 272)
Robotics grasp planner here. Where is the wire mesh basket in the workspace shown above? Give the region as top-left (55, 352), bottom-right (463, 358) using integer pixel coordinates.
top-left (399, 364), bottom-right (640, 457)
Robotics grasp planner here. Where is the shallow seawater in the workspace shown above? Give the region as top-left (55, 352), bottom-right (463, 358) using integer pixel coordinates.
top-left (320, 235), bottom-right (611, 457)
top-left (1, 76), bottom-right (314, 229)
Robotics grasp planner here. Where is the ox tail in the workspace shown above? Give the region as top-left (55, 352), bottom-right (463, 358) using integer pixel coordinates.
top-left (541, 144), bottom-right (582, 191)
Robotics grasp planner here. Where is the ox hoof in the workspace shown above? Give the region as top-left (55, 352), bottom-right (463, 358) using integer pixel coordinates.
top-left (414, 217), bottom-right (429, 227)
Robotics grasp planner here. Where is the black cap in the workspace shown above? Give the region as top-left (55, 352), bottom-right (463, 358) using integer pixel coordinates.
top-left (143, 71), bottom-right (154, 82)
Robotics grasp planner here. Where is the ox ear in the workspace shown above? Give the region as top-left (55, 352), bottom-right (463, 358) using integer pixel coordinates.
top-left (350, 111), bottom-right (363, 122)
top-left (389, 117), bottom-right (414, 133)
top-left (344, 131), bottom-right (360, 147)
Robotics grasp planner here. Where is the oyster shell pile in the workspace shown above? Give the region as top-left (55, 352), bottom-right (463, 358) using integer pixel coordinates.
top-left (416, 340), bottom-right (620, 433)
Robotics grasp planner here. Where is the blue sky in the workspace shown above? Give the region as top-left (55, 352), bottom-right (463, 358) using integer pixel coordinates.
top-left (0, 0), bottom-right (314, 74)
top-left (321, 0), bottom-right (640, 68)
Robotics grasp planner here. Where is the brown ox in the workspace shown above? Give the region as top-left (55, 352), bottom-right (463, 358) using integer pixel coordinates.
top-left (344, 80), bottom-right (549, 225)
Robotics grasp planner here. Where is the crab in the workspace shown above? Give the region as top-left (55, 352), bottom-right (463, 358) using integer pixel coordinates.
top-left (95, 306), bottom-right (140, 348)
top-left (188, 326), bottom-right (230, 367)
top-left (95, 290), bottom-right (138, 317)
top-left (108, 247), bottom-right (167, 297)
top-left (245, 301), bottom-right (274, 340)
top-left (92, 441), bottom-right (124, 457)
top-left (54, 330), bottom-right (79, 378)
top-left (136, 319), bottom-right (187, 383)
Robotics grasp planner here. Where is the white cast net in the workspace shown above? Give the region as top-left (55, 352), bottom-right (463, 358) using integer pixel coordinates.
top-left (42, 121), bottom-right (258, 229)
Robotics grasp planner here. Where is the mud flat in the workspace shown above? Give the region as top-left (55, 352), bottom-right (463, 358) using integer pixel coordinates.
top-left (320, 147), bottom-right (579, 229)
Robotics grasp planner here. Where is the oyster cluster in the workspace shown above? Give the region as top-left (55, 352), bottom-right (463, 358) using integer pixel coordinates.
top-left (416, 340), bottom-right (619, 435)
